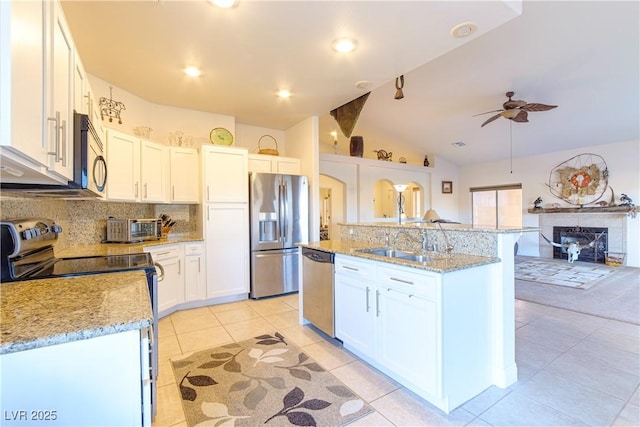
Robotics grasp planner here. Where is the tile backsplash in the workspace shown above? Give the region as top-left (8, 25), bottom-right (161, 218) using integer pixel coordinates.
top-left (0, 194), bottom-right (196, 252)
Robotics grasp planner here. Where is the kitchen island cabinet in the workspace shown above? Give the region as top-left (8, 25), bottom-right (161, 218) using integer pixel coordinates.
top-left (334, 253), bottom-right (492, 413)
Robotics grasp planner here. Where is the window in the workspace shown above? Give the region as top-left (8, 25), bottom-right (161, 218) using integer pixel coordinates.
top-left (471, 184), bottom-right (522, 228)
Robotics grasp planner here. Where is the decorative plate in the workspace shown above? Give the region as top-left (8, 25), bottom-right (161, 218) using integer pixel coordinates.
top-left (209, 127), bottom-right (233, 146)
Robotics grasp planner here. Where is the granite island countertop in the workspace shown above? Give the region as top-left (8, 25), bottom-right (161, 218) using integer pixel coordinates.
top-left (55, 233), bottom-right (204, 258)
top-left (0, 271), bottom-right (152, 355)
top-left (298, 240), bottom-right (500, 273)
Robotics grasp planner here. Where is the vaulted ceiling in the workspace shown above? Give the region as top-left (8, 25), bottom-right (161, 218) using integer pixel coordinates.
top-left (62, 1), bottom-right (639, 166)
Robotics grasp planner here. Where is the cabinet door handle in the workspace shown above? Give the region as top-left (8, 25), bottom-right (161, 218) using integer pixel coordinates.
top-left (365, 286), bottom-right (370, 312)
top-left (135, 182), bottom-right (139, 198)
top-left (375, 290), bottom-right (380, 317)
top-left (178, 259), bottom-right (181, 275)
top-left (207, 186), bottom-right (210, 201)
top-left (342, 265), bottom-right (359, 272)
top-left (390, 277), bottom-right (414, 285)
top-left (198, 258), bottom-right (201, 273)
top-left (47, 112), bottom-right (61, 162)
top-left (144, 182), bottom-right (148, 198)
top-left (60, 119), bottom-right (66, 166)
top-left (172, 185), bottom-right (175, 200)
top-left (156, 251), bottom-right (171, 256)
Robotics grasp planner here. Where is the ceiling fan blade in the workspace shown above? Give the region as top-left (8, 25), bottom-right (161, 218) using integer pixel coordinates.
top-left (472, 109), bottom-right (503, 117)
top-left (521, 103), bottom-right (557, 112)
top-left (511, 110), bottom-right (529, 122)
top-left (480, 113), bottom-right (502, 127)
top-left (503, 99), bottom-right (527, 110)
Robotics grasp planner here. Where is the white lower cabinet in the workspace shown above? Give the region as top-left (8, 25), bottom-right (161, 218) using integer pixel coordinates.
top-left (334, 256), bottom-right (376, 360)
top-left (184, 243), bottom-right (206, 302)
top-left (205, 203), bottom-right (249, 298)
top-left (0, 328), bottom-right (151, 426)
top-left (334, 254), bottom-right (493, 414)
top-left (145, 244), bottom-right (184, 316)
top-left (376, 287), bottom-right (438, 397)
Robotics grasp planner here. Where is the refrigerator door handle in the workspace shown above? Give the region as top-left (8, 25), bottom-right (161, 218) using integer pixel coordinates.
top-left (282, 180), bottom-right (288, 243)
top-left (278, 182), bottom-right (285, 243)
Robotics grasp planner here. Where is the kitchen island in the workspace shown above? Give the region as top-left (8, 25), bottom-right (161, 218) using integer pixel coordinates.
top-left (299, 222), bottom-right (537, 413)
top-left (0, 271), bottom-right (154, 426)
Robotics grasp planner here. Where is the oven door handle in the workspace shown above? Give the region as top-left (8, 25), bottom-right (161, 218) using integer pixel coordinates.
top-left (154, 262), bottom-right (165, 281)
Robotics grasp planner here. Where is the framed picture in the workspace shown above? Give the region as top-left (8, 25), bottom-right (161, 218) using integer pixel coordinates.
top-left (442, 181), bottom-right (453, 194)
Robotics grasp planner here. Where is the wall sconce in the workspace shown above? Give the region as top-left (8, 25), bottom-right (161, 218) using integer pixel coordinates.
top-left (330, 130), bottom-right (338, 154)
top-left (393, 184), bottom-right (408, 224)
top-left (394, 75), bottom-right (405, 100)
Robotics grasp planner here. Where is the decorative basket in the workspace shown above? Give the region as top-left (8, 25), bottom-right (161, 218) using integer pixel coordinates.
top-left (257, 135), bottom-right (279, 156)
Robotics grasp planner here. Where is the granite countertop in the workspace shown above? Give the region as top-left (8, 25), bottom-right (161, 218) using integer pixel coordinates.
top-left (55, 233), bottom-right (204, 258)
top-left (0, 271), bottom-right (152, 355)
top-left (298, 240), bottom-right (500, 273)
top-left (339, 222), bottom-right (539, 234)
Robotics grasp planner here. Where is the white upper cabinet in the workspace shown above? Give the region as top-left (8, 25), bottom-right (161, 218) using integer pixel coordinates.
top-left (0, 0), bottom-right (74, 185)
top-left (106, 130), bottom-right (140, 201)
top-left (169, 147), bottom-right (199, 203)
top-left (44, 0), bottom-right (74, 181)
top-left (202, 145), bottom-right (248, 203)
top-left (248, 154), bottom-right (301, 175)
top-left (140, 140), bottom-right (168, 203)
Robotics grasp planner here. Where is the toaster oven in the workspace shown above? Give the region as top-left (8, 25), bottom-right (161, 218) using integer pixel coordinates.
top-left (106, 218), bottom-right (162, 243)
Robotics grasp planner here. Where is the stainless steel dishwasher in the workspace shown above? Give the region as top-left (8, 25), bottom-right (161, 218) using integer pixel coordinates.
top-left (301, 247), bottom-right (335, 337)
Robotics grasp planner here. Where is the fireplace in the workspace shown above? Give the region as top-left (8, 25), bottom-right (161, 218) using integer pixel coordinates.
top-left (552, 226), bottom-right (608, 263)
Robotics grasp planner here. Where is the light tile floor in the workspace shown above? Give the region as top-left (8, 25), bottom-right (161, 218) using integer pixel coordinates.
top-left (152, 294), bottom-right (640, 427)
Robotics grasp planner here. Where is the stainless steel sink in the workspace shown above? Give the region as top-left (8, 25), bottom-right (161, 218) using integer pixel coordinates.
top-left (398, 254), bottom-right (431, 263)
top-left (358, 247), bottom-right (418, 259)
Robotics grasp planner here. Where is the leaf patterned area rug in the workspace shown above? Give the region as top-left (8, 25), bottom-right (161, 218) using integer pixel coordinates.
top-left (171, 332), bottom-right (372, 426)
top-left (515, 257), bottom-right (615, 290)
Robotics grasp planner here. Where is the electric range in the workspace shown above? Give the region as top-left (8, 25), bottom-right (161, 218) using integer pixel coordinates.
top-left (0, 218), bottom-right (158, 418)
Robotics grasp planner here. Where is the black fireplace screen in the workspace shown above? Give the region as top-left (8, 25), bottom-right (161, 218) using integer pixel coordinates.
top-left (552, 226), bottom-right (608, 263)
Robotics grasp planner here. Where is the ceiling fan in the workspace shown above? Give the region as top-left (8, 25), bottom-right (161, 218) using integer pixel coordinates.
top-left (474, 91), bottom-right (557, 127)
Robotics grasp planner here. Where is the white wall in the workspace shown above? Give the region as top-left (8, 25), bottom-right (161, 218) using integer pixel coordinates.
top-left (89, 74), bottom-right (237, 148)
top-left (429, 155), bottom-right (460, 222)
top-left (458, 139), bottom-right (640, 265)
top-left (285, 117), bottom-right (319, 241)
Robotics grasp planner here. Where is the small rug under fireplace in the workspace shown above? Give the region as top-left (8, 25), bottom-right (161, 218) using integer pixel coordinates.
top-left (171, 332), bottom-right (372, 426)
top-left (515, 257), bottom-right (616, 290)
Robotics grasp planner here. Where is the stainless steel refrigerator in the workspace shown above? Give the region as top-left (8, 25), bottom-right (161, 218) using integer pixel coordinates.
top-left (249, 173), bottom-right (309, 298)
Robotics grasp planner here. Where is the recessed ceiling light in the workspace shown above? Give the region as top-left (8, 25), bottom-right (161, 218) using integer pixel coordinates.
top-left (277, 89), bottom-right (291, 99)
top-left (331, 38), bottom-right (358, 53)
top-left (450, 22), bottom-right (478, 38)
top-left (355, 80), bottom-right (371, 90)
top-left (184, 66), bottom-right (201, 77)
top-left (209, 0), bottom-right (238, 9)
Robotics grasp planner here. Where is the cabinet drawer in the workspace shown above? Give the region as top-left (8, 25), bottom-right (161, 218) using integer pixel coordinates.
top-left (378, 265), bottom-right (438, 300)
top-left (145, 244), bottom-right (181, 262)
top-left (334, 255), bottom-right (373, 279)
top-left (184, 243), bottom-right (204, 256)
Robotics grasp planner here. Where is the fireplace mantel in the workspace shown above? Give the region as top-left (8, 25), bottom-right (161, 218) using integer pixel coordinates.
top-left (528, 206), bottom-right (638, 217)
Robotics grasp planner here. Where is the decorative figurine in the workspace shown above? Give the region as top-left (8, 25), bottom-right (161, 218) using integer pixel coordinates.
top-left (620, 193), bottom-right (634, 206)
top-left (533, 197), bottom-right (543, 209)
top-left (373, 150), bottom-right (393, 161)
top-left (595, 200), bottom-right (608, 207)
top-left (424, 155), bottom-right (430, 167)
top-left (541, 233), bottom-right (604, 263)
